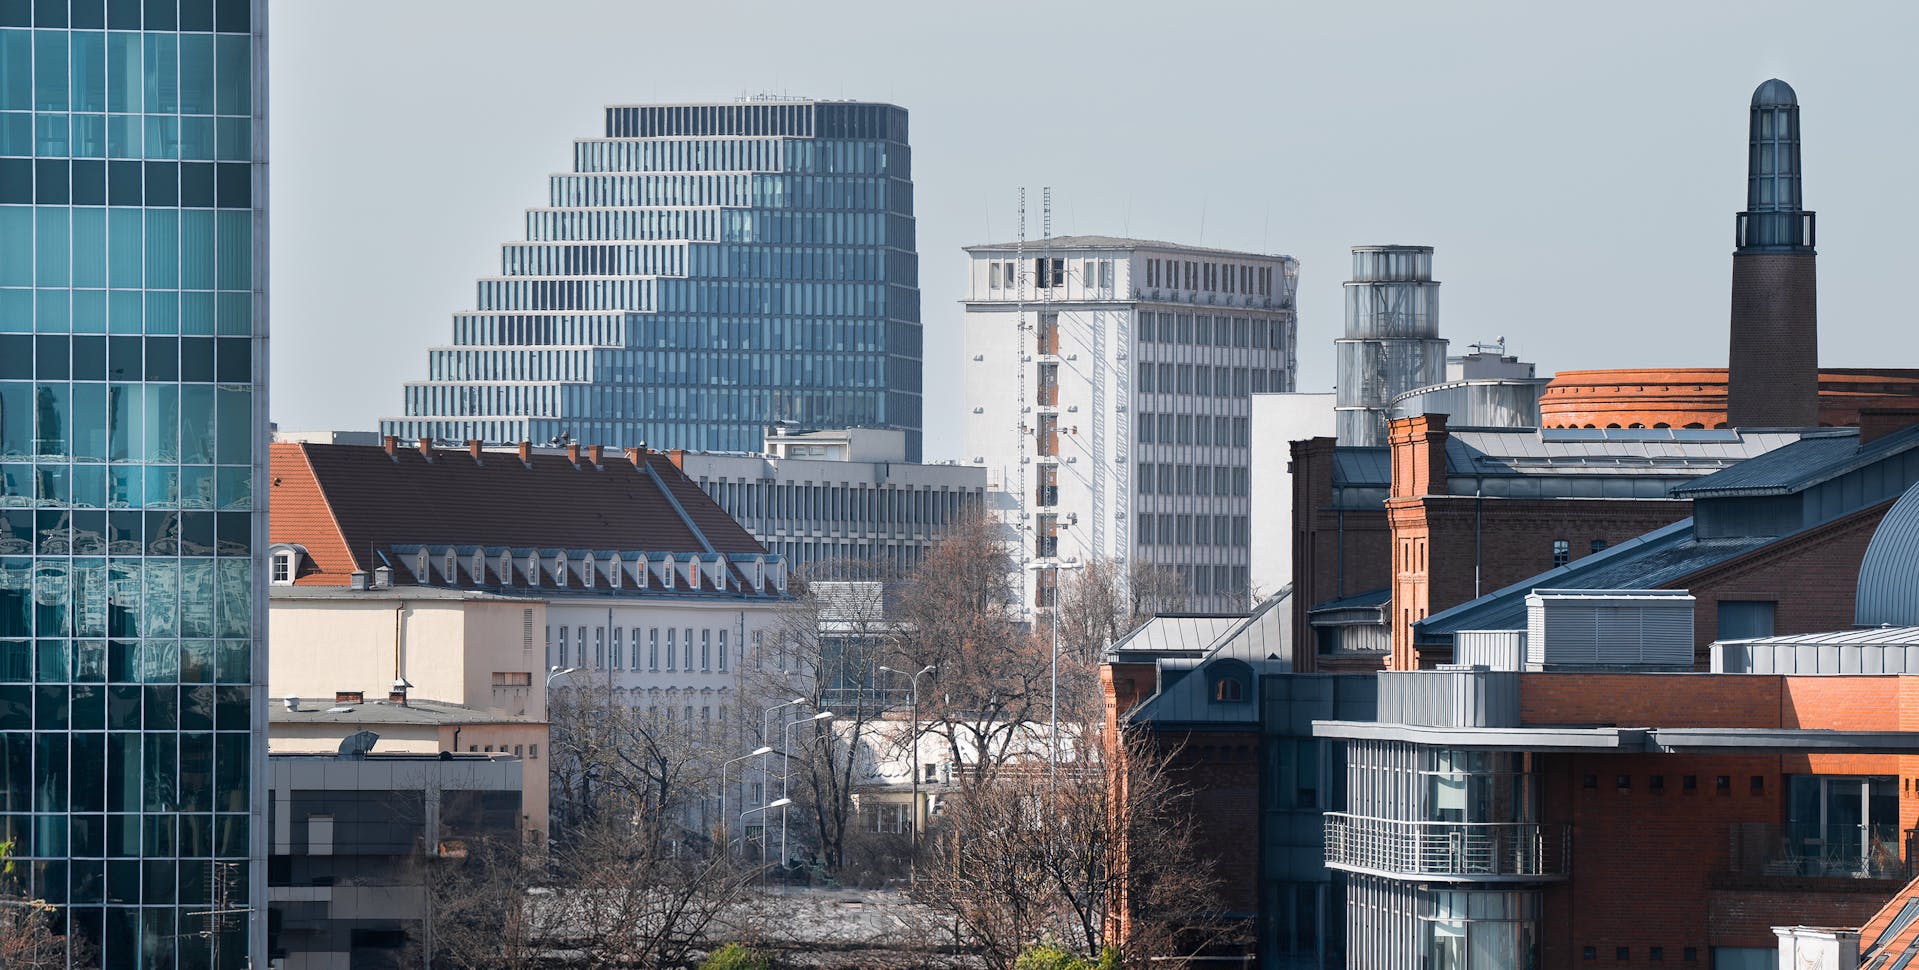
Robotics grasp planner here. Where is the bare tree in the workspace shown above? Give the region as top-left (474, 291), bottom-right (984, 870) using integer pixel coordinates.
top-left (1055, 557), bottom-right (1189, 664)
top-left (915, 731), bottom-right (1232, 970)
top-left (0, 842), bottom-right (94, 969)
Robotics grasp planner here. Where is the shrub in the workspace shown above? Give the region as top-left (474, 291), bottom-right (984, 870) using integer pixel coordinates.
top-left (1015, 943), bottom-right (1118, 970)
top-left (701, 943), bottom-right (771, 970)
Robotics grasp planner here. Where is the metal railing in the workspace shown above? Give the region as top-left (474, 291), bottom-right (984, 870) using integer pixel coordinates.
top-left (1324, 813), bottom-right (1569, 879)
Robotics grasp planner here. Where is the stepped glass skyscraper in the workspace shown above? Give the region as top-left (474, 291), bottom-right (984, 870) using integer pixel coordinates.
top-left (0, 0), bottom-right (268, 966)
top-left (383, 99), bottom-right (925, 459)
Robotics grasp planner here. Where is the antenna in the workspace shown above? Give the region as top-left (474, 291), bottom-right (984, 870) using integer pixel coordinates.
top-left (186, 861), bottom-right (254, 968)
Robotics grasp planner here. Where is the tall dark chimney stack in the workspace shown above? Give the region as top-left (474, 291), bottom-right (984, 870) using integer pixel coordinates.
top-left (1727, 78), bottom-right (1818, 428)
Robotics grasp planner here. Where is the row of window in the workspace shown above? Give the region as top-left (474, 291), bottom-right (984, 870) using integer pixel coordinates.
top-left (1581, 772), bottom-right (1764, 795)
top-left (984, 257), bottom-right (1116, 293)
top-left (0, 29), bottom-right (252, 118)
top-left (0, 285), bottom-right (253, 335)
top-left (2, 111), bottom-right (251, 163)
top-left (1137, 363), bottom-right (1283, 399)
top-left (0, 556), bottom-right (253, 638)
top-left (687, 242), bottom-right (903, 285)
top-left (1138, 463), bottom-right (1249, 497)
top-left (1135, 513), bottom-right (1251, 549)
top-left (1136, 413), bottom-right (1251, 449)
top-left (1143, 256), bottom-right (1278, 297)
top-left (1581, 946), bottom-right (1697, 962)
top-left (549, 172), bottom-right (899, 214)
top-left (572, 135), bottom-right (896, 179)
top-left (547, 624), bottom-right (731, 675)
top-left (707, 476), bottom-right (976, 531)
top-left (1, 205), bottom-right (254, 290)
top-left (2, 0), bottom-right (254, 32)
top-left (1139, 310), bottom-right (1290, 349)
top-left (0, 462), bottom-right (250, 510)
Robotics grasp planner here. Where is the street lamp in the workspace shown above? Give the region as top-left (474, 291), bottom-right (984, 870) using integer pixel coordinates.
top-left (546, 665), bottom-right (579, 688)
top-left (780, 710), bottom-right (834, 882)
top-left (761, 697), bottom-right (806, 822)
top-left (879, 663), bottom-right (937, 885)
top-left (740, 797), bottom-right (794, 887)
top-left (1028, 559), bottom-right (1083, 792)
top-left (720, 746), bottom-right (774, 859)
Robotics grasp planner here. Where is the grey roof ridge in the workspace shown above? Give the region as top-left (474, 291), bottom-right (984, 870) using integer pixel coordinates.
top-left (1126, 593), bottom-right (1291, 726)
top-left (1672, 425), bottom-right (1919, 498)
top-left (1414, 517), bottom-right (1698, 639)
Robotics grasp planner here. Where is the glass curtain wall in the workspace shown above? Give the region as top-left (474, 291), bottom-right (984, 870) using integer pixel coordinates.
top-left (0, 0), bottom-right (266, 966)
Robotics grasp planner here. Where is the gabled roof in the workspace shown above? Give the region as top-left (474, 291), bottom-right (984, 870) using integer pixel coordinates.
top-left (1106, 613), bottom-right (1249, 661)
top-left (1127, 593), bottom-right (1293, 727)
top-left (1670, 425), bottom-right (1919, 498)
top-left (271, 442), bottom-right (764, 587)
top-left (1855, 875), bottom-right (1919, 968)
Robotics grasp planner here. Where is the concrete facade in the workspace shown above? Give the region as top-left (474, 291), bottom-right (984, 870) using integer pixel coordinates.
top-left (1250, 393), bottom-right (1337, 599)
top-left (961, 236), bottom-right (1299, 616)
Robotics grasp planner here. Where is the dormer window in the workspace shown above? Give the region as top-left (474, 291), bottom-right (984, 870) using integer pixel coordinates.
top-left (555, 554), bottom-right (568, 587)
top-left (583, 556), bottom-right (595, 588)
top-left (268, 544), bottom-right (306, 586)
top-left (443, 550), bottom-right (457, 583)
top-left (1207, 660), bottom-right (1252, 704)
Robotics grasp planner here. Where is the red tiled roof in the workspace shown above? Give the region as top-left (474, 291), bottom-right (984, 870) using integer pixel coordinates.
top-left (269, 442), bottom-right (764, 587)
top-left (1856, 875), bottom-right (1919, 968)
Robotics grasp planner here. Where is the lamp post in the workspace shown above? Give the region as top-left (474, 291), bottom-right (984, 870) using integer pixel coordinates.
top-left (879, 663), bottom-right (937, 885)
top-left (1028, 559), bottom-right (1082, 793)
top-left (761, 697), bottom-right (805, 823)
top-left (780, 710), bottom-right (833, 883)
top-left (740, 797), bottom-right (792, 889)
top-left (720, 746), bottom-right (774, 859)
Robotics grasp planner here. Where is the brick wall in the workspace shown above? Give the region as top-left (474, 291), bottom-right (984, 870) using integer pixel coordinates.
top-left (1291, 437), bottom-right (1390, 671)
top-left (1727, 252), bottom-right (1819, 428)
top-left (1150, 729), bottom-right (1264, 916)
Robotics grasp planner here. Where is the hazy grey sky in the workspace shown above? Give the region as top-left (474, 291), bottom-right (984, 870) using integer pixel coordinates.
top-left (268, 0), bottom-right (1919, 460)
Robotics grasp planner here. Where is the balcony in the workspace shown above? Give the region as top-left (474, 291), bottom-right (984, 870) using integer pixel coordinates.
top-left (1036, 486), bottom-right (1058, 507)
top-left (1324, 813), bottom-right (1569, 882)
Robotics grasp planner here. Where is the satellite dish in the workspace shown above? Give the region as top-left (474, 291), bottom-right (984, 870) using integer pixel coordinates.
top-left (338, 731), bottom-right (380, 759)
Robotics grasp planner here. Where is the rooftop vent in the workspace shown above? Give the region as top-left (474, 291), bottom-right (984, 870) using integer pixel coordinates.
top-left (1525, 589), bottom-right (1695, 670)
top-left (283, 695), bottom-right (301, 712)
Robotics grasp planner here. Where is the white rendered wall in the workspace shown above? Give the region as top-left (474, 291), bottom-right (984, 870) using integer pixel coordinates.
top-left (1250, 392), bottom-right (1336, 599)
top-left (963, 243), bottom-right (1298, 615)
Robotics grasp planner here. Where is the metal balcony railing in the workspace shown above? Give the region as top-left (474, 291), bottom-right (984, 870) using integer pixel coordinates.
top-left (1324, 813), bottom-right (1569, 880)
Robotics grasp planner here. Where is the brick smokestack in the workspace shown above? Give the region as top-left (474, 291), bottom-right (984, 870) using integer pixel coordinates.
top-left (1727, 79), bottom-right (1819, 428)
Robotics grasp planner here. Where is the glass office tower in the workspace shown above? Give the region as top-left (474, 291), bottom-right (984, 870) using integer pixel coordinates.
top-left (0, 0), bottom-right (267, 966)
top-left (381, 99), bottom-right (925, 460)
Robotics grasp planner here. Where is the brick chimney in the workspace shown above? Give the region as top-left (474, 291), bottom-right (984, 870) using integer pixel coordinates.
top-left (588, 444), bottom-right (603, 467)
top-left (382, 435), bottom-right (399, 459)
top-left (517, 440), bottom-right (532, 465)
top-left (1859, 408), bottom-right (1919, 445)
top-left (417, 437), bottom-right (433, 462)
top-left (467, 439), bottom-right (483, 461)
top-left (1388, 413), bottom-right (1450, 499)
top-left (624, 447), bottom-right (644, 468)
top-left (565, 443), bottom-right (581, 466)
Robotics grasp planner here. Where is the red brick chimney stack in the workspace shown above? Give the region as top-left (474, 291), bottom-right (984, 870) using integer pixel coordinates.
top-left (1859, 408), bottom-right (1919, 445)
top-left (382, 435), bottom-right (398, 459)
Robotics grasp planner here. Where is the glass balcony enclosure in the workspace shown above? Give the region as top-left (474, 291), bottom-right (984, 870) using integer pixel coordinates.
top-left (1330, 745), bottom-right (1565, 881)
top-left (1784, 775), bottom-right (1902, 878)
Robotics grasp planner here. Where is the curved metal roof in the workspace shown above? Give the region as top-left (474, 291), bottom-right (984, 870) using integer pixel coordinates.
top-left (1857, 481), bottom-right (1919, 626)
top-left (1752, 78), bottom-right (1798, 107)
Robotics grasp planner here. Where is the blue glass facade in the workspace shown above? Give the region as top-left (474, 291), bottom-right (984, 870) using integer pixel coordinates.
top-left (382, 100), bottom-right (925, 460)
top-left (0, 0), bottom-right (267, 966)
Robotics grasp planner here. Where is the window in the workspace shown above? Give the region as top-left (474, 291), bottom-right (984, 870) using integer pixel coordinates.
top-left (611, 628), bottom-right (623, 670)
top-left (558, 628), bottom-right (569, 668)
top-left (595, 628), bottom-right (606, 669)
top-left (271, 551), bottom-right (293, 585)
top-left (702, 630), bottom-right (711, 671)
top-left (649, 629), bottom-right (659, 670)
top-left (1582, 774), bottom-right (1597, 789)
top-left (491, 672), bottom-right (532, 687)
top-left (1715, 775), bottom-right (1731, 794)
top-left (1590, 539), bottom-right (1608, 554)
top-left (719, 630), bottom-right (729, 672)
top-left (1583, 948), bottom-right (1596, 961)
top-left (1552, 540), bottom-right (1570, 567)
top-left (988, 262), bottom-right (1001, 289)
top-left (1650, 774), bottom-right (1665, 791)
top-left (1617, 948), bottom-right (1629, 961)
top-left (684, 628), bottom-right (694, 670)
top-left (1718, 600), bottom-right (1777, 640)
top-left (666, 629), bottom-right (676, 671)
top-left (1650, 947), bottom-right (1663, 961)
top-left (1683, 774), bottom-right (1697, 792)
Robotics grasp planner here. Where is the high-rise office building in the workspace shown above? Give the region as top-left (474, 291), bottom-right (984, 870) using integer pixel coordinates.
top-left (382, 99), bottom-right (925, 459)
top-left (0, 0), bottom-right (268, 966)
top-left (962, 236), bottom-right (1299, 615)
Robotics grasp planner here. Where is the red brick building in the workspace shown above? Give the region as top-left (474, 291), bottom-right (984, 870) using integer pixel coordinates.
top-left (1322, 661), bottom-right (1919, 970)
top-left (1413, 419), bottom-right (1919, 668)
top-left (1538, 368), bottom-right (1919, 431)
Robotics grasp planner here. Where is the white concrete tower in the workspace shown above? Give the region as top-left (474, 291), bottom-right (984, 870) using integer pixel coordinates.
top-left (961, 236), bottom-right (1299, 616)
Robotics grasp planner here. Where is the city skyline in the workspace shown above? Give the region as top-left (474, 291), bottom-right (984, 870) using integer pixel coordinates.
top-left (267, 0), bottom-right (1919, 460)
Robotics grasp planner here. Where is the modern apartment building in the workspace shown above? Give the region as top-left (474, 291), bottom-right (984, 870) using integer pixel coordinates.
top-left (962, 236), bottom-right (1299, 615)
top-left (669, 426), bottom-right (986, 572)
top-left (381, 99), bottom-right (925, 459)
top-left (0, 1), bottom-right (268, 965)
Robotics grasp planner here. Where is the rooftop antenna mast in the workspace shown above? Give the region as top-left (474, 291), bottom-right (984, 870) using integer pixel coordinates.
top-left (1015, 190), bottom-right (1030, 617)
top-left (187, 861), bottom-right (253, 969)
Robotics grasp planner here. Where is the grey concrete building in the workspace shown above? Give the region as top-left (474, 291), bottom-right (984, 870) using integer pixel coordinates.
top-left (267, 750), bottom-right (523, 969)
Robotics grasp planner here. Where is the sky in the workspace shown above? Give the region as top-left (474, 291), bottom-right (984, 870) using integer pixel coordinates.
top-left (267, 0), bottom-right (1919, 461)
